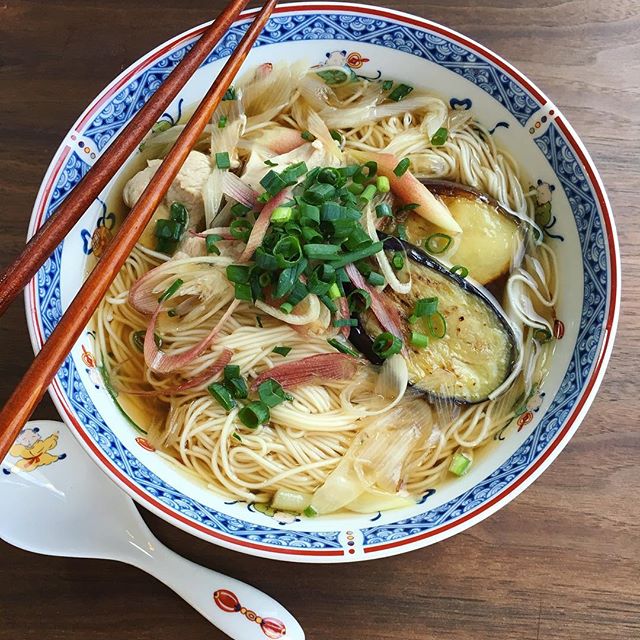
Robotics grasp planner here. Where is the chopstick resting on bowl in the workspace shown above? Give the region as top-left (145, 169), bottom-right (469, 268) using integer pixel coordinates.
top-left (0, 0), bottom-right (253, 318)
top-left (0, 0), bottom-right (278, 457)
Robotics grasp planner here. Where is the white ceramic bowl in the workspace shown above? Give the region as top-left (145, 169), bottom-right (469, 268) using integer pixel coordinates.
top-left (23, 2), bottom-right (619, 562)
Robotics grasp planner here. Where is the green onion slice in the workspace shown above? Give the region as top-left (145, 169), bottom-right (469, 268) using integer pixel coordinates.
top-left (393, 157), bottom-right (411, 177)
top-left (449, 451), bottom-right (472, 476)
top-left (450, 265), bottom-right (469, 278)
top-left (431, 127), bottom-right (449, 146)
top-left (207, 383), bottom-right (236, 411)
top-left (158, 278), bottom-right (183, 303)
top-left (215, 151), bottom-right (231, 170)
top-left (410, 331), bottom-right (429, 348)
top-left (327, 338), bottom-right (360, 357)
top-left (272, 346), bottom-right (292, 357)
top-left (427, 311), bottom-right (447, 339)
top-left (425, 233), bottom-right (452, 254)
top-left (372, 332), bottom-right (403, 358)
top-left (238, 401), bottom-right (270, 429)
top-left (257, 379), bottom-right (291, 408)
top-left (347, 288), bottom-right (372, 314)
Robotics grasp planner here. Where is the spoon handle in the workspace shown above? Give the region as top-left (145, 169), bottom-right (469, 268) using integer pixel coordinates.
top-left (129, 542), bottom-right (304, 640)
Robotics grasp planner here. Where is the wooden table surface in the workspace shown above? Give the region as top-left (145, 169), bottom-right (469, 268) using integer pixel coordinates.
top-left (1, 1), bottom-right (638, 638)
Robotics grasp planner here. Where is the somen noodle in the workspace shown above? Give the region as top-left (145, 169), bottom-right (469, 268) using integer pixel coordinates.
top-left (95, 61), bottom-right (558, 515)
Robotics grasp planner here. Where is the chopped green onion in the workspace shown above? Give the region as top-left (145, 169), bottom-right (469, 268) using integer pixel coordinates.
top-left (347, 288), bottom-right (372, 313)
top-left (226, 376), bottom-right (248, 399)
top-left (393, 157), bottom-right (411, 177)
top-left (449, 451), bottom-right (472, 476)
top-left (218, 115), bottom-right (228, 129)
top-left (334, 318), bottom-right (357, 328)
top-left (229, 218), bottom-right (252, 242)
top-left (431, 127), bottom-right (449, 146)
top-left (222, 86), bottom-right (236, 101)
top-left (158, 278), bottom-right (183, 303)
top-left (317, 167), bottom-right (341, 186)
top-left (329, 241), bottom-right (384, 269)
top-left (272, 346), bottom-right (292, 357)
top-left (258, 192), bottom-right (270, 204)
top-left (396, 224), bottom-right (407, 240)
top-left (234, 282), bottom-right (252, 302)
top-left (372, 332), bottom-right (403, 358)
top-left (375, 203), bottom-right (393, 218)
top-left (226, 264), bottom-right (251, 284)
top-left (275, 267), bottom-right (296, 298)
top-left (303, 182), bottom-right (336, 204)
top-left (299, 202), bottom-right (320, 225)
top-left (151, 120), bottom-right (172, 134)
top-left (232, 432), bottom-right (243, 443)
top-left (375, 176), bottom-right (390, 193)
top-left (308, 264), bottom-right (336, 295)
top-left (330, 129), bottom-right (343, 144)
top-left (270, 206), bottom-right (294, 224)
top-left (167, 309), bottom-right (177, 318)
top-left (215, 152), bottom-right (231, 170)
top-left (343, 225), bottom-right (372, 252)
top-left (391, 252), bottom-right (405, 270)
top-left (280, 161), bottom-right (308, 185)
top-left (264, 159), bottom-right (278, 167)
top-left (347, 182), bottom-right (365, 196)
top-left (427, 311), bottom-right (447, 339)
top-left (425, 233), bottom-right (452, 254)
top-left (328, 337), bottom-right (360, 357)
top-left (279, 302), bottom-right (294, 314)
top-left (224, 365), bottom-right (240, 381)
top-left (301, 129), bottom-right (315, 142)
top-left (205, 234), bottom-right (222, 255)
top-left (303, 243), bottom-right (340, 260)
top-left (303, 505), bottom-right (318, 518)
top-left (257, 379), bottom-right (291, 408)
top-left (230, 202), bottom-right (251, 217)
top-left (352, 161), bottom-right (377, 184)
top-left (155, 218), bottom-right (183, 241)
top-left (260, 170), bottom-right (288, 197)
top-left (338, 165), bottom-right (360, 178)
top-left (410, 331), bottom-right (430, 348)
top-left (207, 383), bottom-right (236, 411)
top-left (366, 271), bottom-right (385, 287)
top-left (388, 83), bottom-right (413, 102)
top-left (258, 272), bottom-right (271, 288)
top-left (238, 401), bottom-right (270, 429)
top-left (254, 248), bottom-right (279, 271)
top-left (450, 265), bottom-right (469, 278)
top-left (327, 282), bottom-right (341, 299)
top-left (286, 280), bottom-right (309, 307)
top-left (382, 79), bottom-right (393, 91)
top-left (170, 202), bottom-right (188, 225)
top-left (360, 183), bottom-right (377, 203)
top-left (413, 297), bottom-right (439, 318)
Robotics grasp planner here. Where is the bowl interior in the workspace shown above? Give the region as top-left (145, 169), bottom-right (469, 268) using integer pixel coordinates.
top-left (23, 3), bottom-right (617, 562)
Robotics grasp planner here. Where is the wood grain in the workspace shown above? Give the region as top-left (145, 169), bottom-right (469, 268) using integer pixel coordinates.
top-left (1, 1), bottom-right (638, 639)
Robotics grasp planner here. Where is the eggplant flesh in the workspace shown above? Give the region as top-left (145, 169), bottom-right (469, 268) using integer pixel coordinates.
top-left (383, 179), bottom-right (522, 286)
top-left (351, 236), bottom-right (518, 404)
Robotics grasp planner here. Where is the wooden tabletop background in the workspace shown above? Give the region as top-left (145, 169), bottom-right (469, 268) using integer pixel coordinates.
top-left (1, 1), bottom-right (638, 638)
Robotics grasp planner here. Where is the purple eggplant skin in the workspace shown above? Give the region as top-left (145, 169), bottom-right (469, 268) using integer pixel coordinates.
top-left (349, 234), bottom-right (519, 405)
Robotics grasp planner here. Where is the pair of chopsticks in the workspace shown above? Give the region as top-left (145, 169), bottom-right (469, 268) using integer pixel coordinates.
top-left (0, 0), bottom-right (278, 457)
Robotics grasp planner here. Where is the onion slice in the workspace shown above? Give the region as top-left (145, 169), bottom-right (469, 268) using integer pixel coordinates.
top-left (115, 349), bottom-right (233, 396)
top-left (222, 172), bottom-right (259, 209)
top-left (144, 299), bottom-right (239, 373)
top-left (239, 189), bottom-right (291, 262)
top-left (345, 264), bottom-right (403, 341)
top-left (251, 353), bottom-right (359, 389)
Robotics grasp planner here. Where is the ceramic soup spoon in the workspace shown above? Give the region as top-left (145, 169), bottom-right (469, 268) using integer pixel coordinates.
top-left (0, 421), bottom-right (303, 640)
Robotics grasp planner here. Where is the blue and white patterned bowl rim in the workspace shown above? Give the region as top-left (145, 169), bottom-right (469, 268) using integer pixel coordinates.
top-left (24, 2), bottom-right (619, 562)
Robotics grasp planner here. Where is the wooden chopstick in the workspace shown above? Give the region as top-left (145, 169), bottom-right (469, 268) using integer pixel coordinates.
top-left (0, 0), bottom-right (251, 318)
top-left (0, 0), bottom-right (277, 457)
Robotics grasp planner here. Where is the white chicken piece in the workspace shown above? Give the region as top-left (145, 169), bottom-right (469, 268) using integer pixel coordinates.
top-left (123, 150), bottom-right (213, 227)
